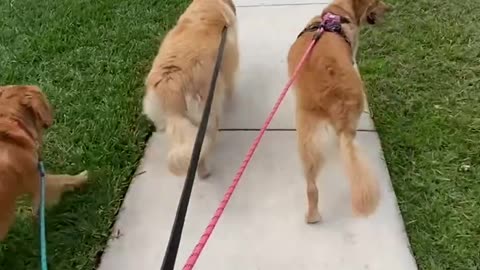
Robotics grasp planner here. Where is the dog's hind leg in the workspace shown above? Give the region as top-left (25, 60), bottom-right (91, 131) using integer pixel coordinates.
top-left (197, 113), bottom-right (220, 179)
top-left (297, 114), bottom-right (335, 224)
top-left (32, 171), bottom-right (88, 215)
top-left (299, 148), bottom-right (323, 224)
top-left (222, 69), bottom-right (237, 102)
top-left (221, 31), bottom-right (239, 103)
top-left (194, 78), bottom-right (225, 179)
top-left (0, 197), bottom-right (16, 241)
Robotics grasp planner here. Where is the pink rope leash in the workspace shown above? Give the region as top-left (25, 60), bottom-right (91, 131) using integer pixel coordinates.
top-left (182, 30), bottom-right (322, 270)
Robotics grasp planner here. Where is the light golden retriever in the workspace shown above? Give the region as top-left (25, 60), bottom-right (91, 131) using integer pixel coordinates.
top-left (0, 85), bottom-right (88, 240)
top-left (143, 0), bottom-right (239, 178)
top-left (288, 0), bottom-right (391, 223)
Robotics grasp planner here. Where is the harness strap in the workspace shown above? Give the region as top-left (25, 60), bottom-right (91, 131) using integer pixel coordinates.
top-left (297, 13), bottom-right (352, 48)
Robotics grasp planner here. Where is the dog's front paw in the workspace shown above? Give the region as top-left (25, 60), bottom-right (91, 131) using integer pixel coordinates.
top-left (197, 161), bottom-right (211, 179)
top-left (77, 170), bottom-right (89, 180)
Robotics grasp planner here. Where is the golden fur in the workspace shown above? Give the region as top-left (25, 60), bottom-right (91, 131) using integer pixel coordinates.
top-left (287, 0), bottom-right (391, 223)
top-left (143, 0), bottom-right (239, 178)
top-left (0, 85), bottom-right (88, 240)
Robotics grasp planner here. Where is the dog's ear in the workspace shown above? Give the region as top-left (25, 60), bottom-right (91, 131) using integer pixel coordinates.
top-left (366, 1), bottom-right (392, 25)
top-left (21, 85), bottom-right (53, 128)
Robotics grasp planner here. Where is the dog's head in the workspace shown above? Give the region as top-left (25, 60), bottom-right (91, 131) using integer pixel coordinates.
top-left (0, 85), bottom-right (53, 132)
top-left (352, 0), bottom-right (391, 26)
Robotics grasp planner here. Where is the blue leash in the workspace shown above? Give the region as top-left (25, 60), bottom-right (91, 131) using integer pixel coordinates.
top-left (38, 161), bottom-right (48, 270)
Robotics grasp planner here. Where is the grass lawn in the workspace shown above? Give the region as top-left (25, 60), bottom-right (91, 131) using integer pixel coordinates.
top-left (361, 0), bottom-right (480, 269)
top-left (0, 0), bottom-right (188, 268)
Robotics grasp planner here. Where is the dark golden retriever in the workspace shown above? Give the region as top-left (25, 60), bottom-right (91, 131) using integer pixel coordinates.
top-left (0, 85), bottom-right (87, 240)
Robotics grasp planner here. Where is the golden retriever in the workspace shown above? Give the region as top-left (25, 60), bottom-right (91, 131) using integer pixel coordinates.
top-left (0, 85), bottom-right (88, 240)
top-left (143, 0), bottom-right (239, 178)
top-left (287, 0), bottom-right (391, 223)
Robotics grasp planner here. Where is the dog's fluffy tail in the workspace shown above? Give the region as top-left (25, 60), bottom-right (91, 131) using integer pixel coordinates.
top-left (339, 133), bottom-right (380, 216)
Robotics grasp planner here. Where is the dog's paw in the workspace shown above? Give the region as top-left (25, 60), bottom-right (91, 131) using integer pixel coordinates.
top-left (197, 166), bottom-right (211, 179)
top-left (305, 211), bottom-right (322, 224)
top-left (75, 171), bottom-right (89, 185)
top-left (197, 161), bottom-right (211, 179)
top-left (77, 170), bottom-right (88, 179)
top-left (156, 121), bottom-right (166, 132)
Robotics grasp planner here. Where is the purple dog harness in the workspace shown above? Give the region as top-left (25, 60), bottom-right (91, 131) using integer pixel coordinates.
top-left (297, 12), bottom-right (351, 47)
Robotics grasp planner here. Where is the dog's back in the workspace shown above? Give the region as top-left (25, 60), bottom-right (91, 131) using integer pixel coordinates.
top-left (145, 0), bottom-right (237, 107)
top-left (288, 24), bottom-right (364, 131)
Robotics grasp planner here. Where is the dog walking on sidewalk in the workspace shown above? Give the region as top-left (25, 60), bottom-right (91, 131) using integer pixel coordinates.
top-left (143, 0), bottom-right (239, 179)
top-left (288, 0), bottom-right (391, 223)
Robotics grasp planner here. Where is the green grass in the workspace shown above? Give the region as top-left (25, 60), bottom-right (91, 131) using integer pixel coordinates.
top-left (360, 0), bottom-right (480, 269)
top-left (0, 0), bottom-right (189, 268)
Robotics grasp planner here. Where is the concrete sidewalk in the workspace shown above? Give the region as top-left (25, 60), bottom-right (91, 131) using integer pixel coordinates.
top-left (98, 1), bottom-right (418, 269)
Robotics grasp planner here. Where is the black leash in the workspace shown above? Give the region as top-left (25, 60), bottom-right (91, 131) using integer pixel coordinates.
top-left (160, 26), bottom-right (228, 270)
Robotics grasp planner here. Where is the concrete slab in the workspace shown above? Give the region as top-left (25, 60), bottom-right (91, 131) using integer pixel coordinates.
top-left (221, 4), bottom-right (375, 131)
top-left (98, 131), bottom-right (416, 270)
